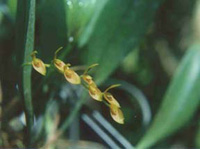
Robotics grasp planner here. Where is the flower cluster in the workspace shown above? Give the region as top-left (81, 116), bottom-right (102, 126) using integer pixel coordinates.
top-left (25, 47), bottom-right (124, 124)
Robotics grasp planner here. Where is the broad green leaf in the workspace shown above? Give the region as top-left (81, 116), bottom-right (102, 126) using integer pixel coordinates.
top-left (137, 44), bottom-right (200, 149)
top-left (38, 0), bottom-right (67, 61)
top-left (78, 0), bottom-right (108, 46)
top-left (66, 0), bottom-right (106, 42)
top-left (82, 0), bottom-right (164, 84)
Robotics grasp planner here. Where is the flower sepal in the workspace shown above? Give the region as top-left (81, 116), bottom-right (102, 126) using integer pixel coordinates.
top-left (103, 84), bottom-right (121, 108)
top-left (53, 47), bottom-right (65, 73)
top-left (31, 51), bottom-right (48, 76)
top-left (88, 84), bottom-right (103, 101)
top-left (64, 64), bottom-right (81, 85)
top-left (110, 104), bottom-right (124, 124)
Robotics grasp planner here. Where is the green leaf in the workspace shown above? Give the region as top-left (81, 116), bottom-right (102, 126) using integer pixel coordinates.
top-left (66, 0), bottom-right (103, 41)
top-left (137, 44), bottom-right (200, 149)
top-left (38, 0), bottom-right (68, 61)
top-left (21, 0), bottom-right (36, 146)
top-left (78, 0), bottom-right (108, 46)
top-left (7, 0), bottom-right (17, 20)
top-left (82, 0), bottom-right (164, 84)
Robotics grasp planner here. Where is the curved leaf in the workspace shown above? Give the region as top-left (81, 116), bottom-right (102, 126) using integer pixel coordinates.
top-left (137, 44), bottom-right (200, 149)
top-left (107, 79), bottom-right (151, 127)
top-left (83, 0), bottom-right (165, 84)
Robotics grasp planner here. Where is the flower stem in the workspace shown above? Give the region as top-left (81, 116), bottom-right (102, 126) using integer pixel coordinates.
top-left (22, 0), bottom-right (36, 146)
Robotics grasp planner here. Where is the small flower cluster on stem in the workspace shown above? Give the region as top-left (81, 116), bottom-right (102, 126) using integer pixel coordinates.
top-left (24, 47), bottom-right (125, 124)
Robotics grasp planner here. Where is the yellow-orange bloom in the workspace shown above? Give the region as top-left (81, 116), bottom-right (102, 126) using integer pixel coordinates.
top-left (31, 51), bottom-right (47, 76)
top-left (53, 47), bottom-right (65, 73)
top-left (64, 64), bottom-right (81, 84)
top-left (103, 84), bottom-right (121, 108)
top-left (81, 63), bottom-right (98, 85)
top-left (110, 104), bottom-right (124, 124)
top-left (104, 92), bottom-right (120, 108)
top-left (81, 64), bottom-right (102, 101)
top-left (88, 84), bottom-right (102, 101)
top-left (82, 74), bottom-right (96, 86)
top-left (54, 59), bottom-right (65, 73)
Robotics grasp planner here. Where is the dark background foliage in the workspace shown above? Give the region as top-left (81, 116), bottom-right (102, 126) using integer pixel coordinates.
top-left (0, 0), bottom-right (200, 148)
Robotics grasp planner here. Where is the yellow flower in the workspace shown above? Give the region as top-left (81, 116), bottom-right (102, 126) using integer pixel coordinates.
top-left (64, 64), bottom-right (81, 84)
top-left (81, 64), bottom-right (102, 101)
top-left (103, 84), bottom-right (121, 108)
top-left (88, 84), bottom-right (102, 101)
top-left (81, 63), bottom-right (98, 86)
top-left (82, 75), bottom-right (95, 86)
top-left (31, 51), bottom-right (49, 76)
top-left (53, 47), bottom-right (65, 73)
top-left (110, 104), bottom-right (124, 124)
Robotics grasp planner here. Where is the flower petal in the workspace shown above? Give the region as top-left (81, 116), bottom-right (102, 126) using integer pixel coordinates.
top-left (104, 92), bottom-right (120, 107)
top-left (64, 69), bottom-right (81, 84)
top-left (104, 84), bottom-right (121, 93)
top-left (88, 84), bottom-right (102, 101)
top-left (32, 58), bottom-right (46, 76)
top-left (54, 59), bottom-right (65, 73)
top-left (83, 63), bottom-right (99, 75)
top-left (110, 104), bottom-right (124, 124)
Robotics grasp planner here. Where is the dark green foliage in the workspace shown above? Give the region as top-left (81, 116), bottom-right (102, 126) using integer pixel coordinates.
top-left (1, 0), bottom-right (200, 148)
top-left (82, 0), bottom-right (165, 84)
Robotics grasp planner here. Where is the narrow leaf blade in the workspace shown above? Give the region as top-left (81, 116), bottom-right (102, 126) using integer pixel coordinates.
top-left (137, 44), bottom-right (200, 149)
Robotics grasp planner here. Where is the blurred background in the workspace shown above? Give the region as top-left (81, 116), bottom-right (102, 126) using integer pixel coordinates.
top-left (0, 0), bottom-right (200, 148)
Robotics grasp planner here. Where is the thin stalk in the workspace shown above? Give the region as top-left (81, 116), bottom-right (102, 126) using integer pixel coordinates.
top-left (42, 94), bottom-right (88, 148)
top-left (60, 93), bottom-right (88, 131)
top-left (22, 0), bottom-right (36, 146)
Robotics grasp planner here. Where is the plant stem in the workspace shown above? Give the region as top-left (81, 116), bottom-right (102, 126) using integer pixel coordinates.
top-left (60, 93), bottom-right (88, 131)
top-left (42, 94), bottom-right (88, 148)
top-left (22, 0), bottom-right (36, 146)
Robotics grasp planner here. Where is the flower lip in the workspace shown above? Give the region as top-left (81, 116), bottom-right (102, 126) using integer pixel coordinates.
top-left (31, 51), bottom-right (38, 58)
top-left (64, 63), bottom-right (71, 70)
